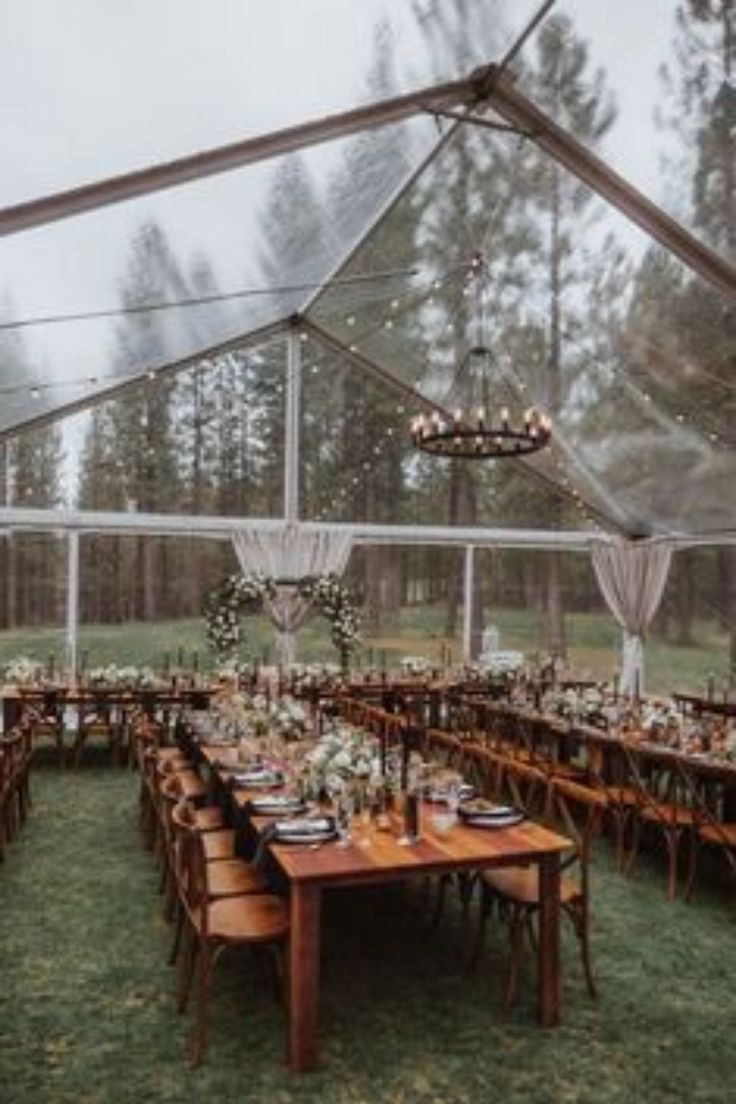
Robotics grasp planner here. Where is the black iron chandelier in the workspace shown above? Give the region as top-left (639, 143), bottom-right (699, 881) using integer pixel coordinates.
top-left (410, 257), bottom-right (551, 459)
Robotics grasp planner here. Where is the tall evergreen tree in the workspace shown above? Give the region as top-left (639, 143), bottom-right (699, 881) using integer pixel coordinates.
top-left (656, 1), bottom-right (736, 675)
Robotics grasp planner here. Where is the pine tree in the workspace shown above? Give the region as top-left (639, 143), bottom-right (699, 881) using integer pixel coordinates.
top-left (656, 1), bottom-right (736, 676)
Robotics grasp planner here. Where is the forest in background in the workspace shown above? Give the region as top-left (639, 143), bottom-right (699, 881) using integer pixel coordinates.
top-left (0, 2), bottom-right (732, 674)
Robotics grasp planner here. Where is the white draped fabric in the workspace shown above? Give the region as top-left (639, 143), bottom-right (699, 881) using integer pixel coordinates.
top-left (590, 538), bottom-right (673, 697)
top-left (231, 525), bottom-right (354, 665)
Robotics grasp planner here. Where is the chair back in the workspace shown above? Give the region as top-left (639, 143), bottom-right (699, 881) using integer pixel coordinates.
top-left (674, 757), bottom-right (736, 862)
top-left (502, 758), bottom-right (550, 819)
top-left (621, 742), bottom-right (696, 826)
top-left (171, 799), bottom-right (209, 935)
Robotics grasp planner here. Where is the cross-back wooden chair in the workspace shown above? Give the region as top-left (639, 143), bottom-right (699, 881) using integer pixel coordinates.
top-left (22, 690), bottom-right (65, 767)
top-left (73, 693), bottom-right (123, 768)
top-left (163, 786), bottom-right (267, 961)
top-left (471, 777), bottom-right (601, 1010)
top-left (620, 743), bottom-right (698, 900)
top-left (672, 757), bottom-right (736, 902)
top-left (170, 799), bottom-right (290, 1066)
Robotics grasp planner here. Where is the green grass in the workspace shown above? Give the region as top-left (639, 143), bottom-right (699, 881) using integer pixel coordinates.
top-left (0, 606), bottom-right (729, 696)
top-left (1, 764), bottom-right (735, 1104)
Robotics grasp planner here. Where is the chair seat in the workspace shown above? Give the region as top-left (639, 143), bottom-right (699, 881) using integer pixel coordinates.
top-left (194, 806), bottom-right (226, 831)
top-left (33, 720), bottom-right (62, 733)
top-left (200, 893), bottom-right (289, 942)
top-left (202, 829), bottom-right (237, 860)
top-left (158, 747), bottom-right (186, 763)
top-left (482, 865), bottom-right (581, 906)
top-left (207, 858), bottom-right (268, 897)
top-left (553, 776), bottom-right (608, 808)
top-left (639, 803), bottom-right (696, 826)
top-left (176, 771), bottom-right (206, 801)
top-left (606, 786), bottom-right (640, 806)
top-left (700, 822), bottom-right (736, 847)
top-left (551, 763), bottom-right (587, 780)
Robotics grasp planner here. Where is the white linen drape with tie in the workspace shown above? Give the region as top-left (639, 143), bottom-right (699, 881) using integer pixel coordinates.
top-left (590, 537), bottom-right (673, 698)
top-left (231, 525), bottom-right (353, 666)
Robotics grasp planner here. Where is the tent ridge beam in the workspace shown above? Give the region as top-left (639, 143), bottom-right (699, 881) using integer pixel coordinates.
top-left (0, 72), bottom-right (492, 238)
top-left (483, 70), bottom-right (736, 302)
top-left (0, 316), bottom-right (291, 443)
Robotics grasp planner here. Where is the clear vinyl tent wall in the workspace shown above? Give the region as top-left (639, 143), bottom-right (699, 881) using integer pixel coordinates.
top-left (0, 2), bottom-right (734, 686)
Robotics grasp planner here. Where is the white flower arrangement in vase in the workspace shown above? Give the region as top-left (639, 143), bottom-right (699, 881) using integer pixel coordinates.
top-left (304, 724), bottom-right (380, 794)
top-left (4, 655), bottom-right (42, 686)
top-left (400, 655), bottom-right (431, 677)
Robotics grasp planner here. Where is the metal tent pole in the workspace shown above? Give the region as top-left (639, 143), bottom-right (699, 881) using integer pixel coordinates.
top-left (284, 329), bottom-right (301, 523)
top-left (462, 545), bottom-right (475, 663)
top-left (65, 530), bottom-right (79, 679)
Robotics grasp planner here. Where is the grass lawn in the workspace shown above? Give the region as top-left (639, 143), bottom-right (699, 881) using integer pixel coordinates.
top-left (1, 763), bottom-right (735, 1104)
top-left (0, 606), bottom-right (728, 697)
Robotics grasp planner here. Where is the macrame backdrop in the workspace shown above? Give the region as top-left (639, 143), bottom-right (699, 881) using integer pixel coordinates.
top-left (590, 538), bottom-right (673, 697)
top-left (231, 525), bottom-right (354, 665)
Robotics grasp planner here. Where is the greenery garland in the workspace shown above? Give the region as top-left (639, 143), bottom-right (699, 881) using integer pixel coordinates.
top-left (205, 571), bottom-right (360, 666)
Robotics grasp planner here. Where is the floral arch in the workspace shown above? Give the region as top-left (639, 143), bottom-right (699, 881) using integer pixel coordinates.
top-left (205, 572), bottom-right (361, 668)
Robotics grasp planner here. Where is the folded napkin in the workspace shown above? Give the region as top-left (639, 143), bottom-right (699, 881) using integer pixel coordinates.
top-left (232, 769), bottom-right (283, 788)
top-left (253, 816), bottom-right (334, 869)
top-left (249, 794), bottom-right (305, 814)
top-left (426, 782), bottom-right (475, 804)
top-left (274, 816), bottom-right (333, 837)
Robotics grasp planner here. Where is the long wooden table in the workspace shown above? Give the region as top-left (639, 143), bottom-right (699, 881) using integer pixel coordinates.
top-left (200, 743), bottom-right (571, 1073)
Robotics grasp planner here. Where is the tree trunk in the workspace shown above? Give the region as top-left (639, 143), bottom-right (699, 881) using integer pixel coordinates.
top-left (718, 547), bottom-right (736, 686)
top-left (546, 550), bottom-right (566, 658)
top-left (364, 546), bottom-right (401, 632)
top-left (544, 168), bottom-right (567, 659)
top-left (445, 462), bottom-right (482, 641)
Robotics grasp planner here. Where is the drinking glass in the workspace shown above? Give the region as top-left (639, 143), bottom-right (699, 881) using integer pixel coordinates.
top-left (357, 782), bottom-right (373, 848)
top-left (336, 793), bottom-right (354, 849)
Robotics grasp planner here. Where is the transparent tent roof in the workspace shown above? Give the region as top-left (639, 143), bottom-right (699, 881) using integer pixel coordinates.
top-left (0, 0), bottom-right (733, 541)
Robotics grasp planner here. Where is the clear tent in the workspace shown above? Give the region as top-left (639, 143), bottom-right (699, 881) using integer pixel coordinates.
top-left (0, 0), bottom-right (733, 541)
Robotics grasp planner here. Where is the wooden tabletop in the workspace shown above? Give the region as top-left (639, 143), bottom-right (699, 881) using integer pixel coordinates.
top-left (197, 737), bottom-right (571, 1073)
top-left (199, 742), bottom-right (570, 886)
top-left (261, 812), bottom-right (569, 886)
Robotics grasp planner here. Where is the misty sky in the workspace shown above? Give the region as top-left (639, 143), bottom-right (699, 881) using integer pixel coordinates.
top-left (0, 0), bottom-right (691, 470)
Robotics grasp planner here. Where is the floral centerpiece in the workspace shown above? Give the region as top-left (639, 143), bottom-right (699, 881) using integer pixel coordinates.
top-left (303, 724), bottom-right (380, 794)
top-left (544, 686), bottom-right (607, 725)
top-left (211, 690), bottom-right (271, 735)
top-left (271, 695), bottom-right (309, 739)
top-left (477, 651), bottom-right (525, 676)
top-left (640, 699), bottom-right (683, 738)
top-left (400, 655), bottom-right (431, 677)
top-left (725, 726), bottom-right (736, 760)
top-left (289, 662), bottom-right (342, 689)
top-left (3, 655), bottom-right (43, 686)
top-left (86, 663), bottom-right (157, 689)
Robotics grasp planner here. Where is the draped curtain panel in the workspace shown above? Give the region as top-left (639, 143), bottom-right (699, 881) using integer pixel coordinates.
top-left (590, 538), bottom-right (673, 697)
top-left (231, 525), bottom-right (354, 665)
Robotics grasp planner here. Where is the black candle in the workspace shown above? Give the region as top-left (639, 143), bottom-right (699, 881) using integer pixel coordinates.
top-left (403, 790), bottom-right (420, 841)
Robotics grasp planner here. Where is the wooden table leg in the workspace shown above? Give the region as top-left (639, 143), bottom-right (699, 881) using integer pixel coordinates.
top-left (537, 851), bottom-right (561, 1027)
top-left (288, 883), bottom-right (321, 1073)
